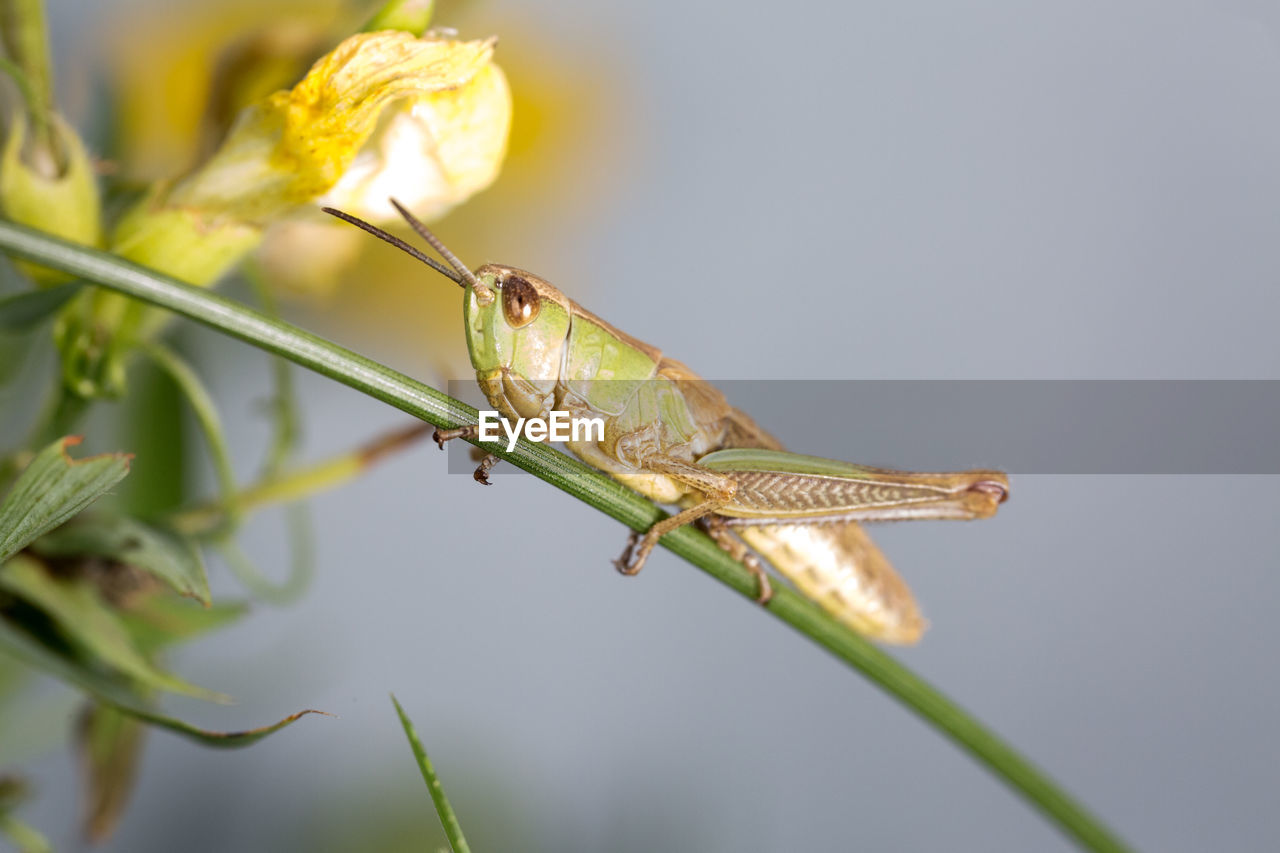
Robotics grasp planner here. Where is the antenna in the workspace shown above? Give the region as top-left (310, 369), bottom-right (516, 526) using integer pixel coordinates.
top-left (388, 198), bottom-right (483, 291)
top-left (321, 207), bottom-right (463, 286)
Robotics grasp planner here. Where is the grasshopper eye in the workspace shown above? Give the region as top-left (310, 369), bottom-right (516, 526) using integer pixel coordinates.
top-left (501, 275), bottom-right (541, 328)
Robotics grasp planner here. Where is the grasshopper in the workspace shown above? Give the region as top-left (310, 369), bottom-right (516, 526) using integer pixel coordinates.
top-left (324, 202), bottom-right (1009, 644)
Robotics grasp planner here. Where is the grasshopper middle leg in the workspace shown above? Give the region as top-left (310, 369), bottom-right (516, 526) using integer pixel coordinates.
top-left (613, 457), bottom-right (738, 577)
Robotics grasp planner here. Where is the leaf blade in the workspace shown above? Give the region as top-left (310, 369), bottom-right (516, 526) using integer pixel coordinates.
top-left (0, 282), bottom-right (80, 332)
top-left (0, 556), bottom-right (222, 701)
top-left (0, 437), bottom-right (131, 565)
top-left (0, 613), bottom-right (327, 748)
top-left (32, 515), bottom-right (211, 605)
top-left (391, 694), bottom-right (471, 853)
top-left (76, 702), bottom-right (146, 842)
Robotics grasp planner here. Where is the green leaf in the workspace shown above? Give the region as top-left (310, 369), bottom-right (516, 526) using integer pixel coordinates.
top-left (0, 814), bottom-right (50, 853)
top-left (76, 702), bottom-right (146, 842)
top-left (140, 343), bottom-right (237, 514)
top-left (0, 282), bottom-right (78, 386)
top-left (114, 357), bottom-right (187, 517)
top-left (0, 556), bottom-right (222, 701)
top-left (32, 514), bottom-right (211, 605)
top-left (0, 611), bottom-right (327, 748)
top-left (0, 651), bottom-right (23, 700)
top-left (0, 282), bottom-right (80, 332)
top-left (391, 694), bottom-right (471, 853)
top-left (121, 595), bottom-right (247, 655)
top-left (0, 332), bottom-right (38, 386)
top-left (0, 436), bottom-right (131, 565)
top-left (0, 775), bottom-right (50, 853)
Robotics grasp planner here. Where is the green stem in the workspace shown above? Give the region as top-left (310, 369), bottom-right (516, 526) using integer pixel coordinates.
top-left (214, 506), bottom-right (314, 606)
top-left (0, 0), bottom-right (56, 165)
top-left (138, 341), bottom-right (239, 521)
top-left (0, 220), bottom-right (1133, 853)
top-left (245, 268), bottom-right (300, 477)
top-left (0, 812), bottom-right (52, 853)
top-left (171, 422), bottom-right (431, 536)
top-left (24, 379), bottom-right (89, 450)
top-left (362, 0), bottom-right (435, 36)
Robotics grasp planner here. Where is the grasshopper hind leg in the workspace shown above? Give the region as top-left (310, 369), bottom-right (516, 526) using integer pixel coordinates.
top-left (699, 516), bottom-right (774, 605)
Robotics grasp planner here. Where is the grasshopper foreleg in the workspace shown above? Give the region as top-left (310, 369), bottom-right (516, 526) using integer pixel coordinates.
top-left (472, 452), bottom-right (499, 485)
top-left (432, 424), bottom-right (481, 448)
top-left (432, 425), bottom-right (501, 485)
top-left (699, 516), bottom-right (774, 605)
top-left (613, 457), bottom-right (738, 577)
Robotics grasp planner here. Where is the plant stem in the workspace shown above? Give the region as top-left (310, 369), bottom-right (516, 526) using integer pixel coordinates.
top-left (0, 0), bottom-right (56, 165)
top-left (0, 220), bottom-right (1133, 853)
top-left (139, 342), bottom-right (239, 520)
top-left (24, 379), bottom-right (88, 450)
top-left (171, 422), bottom-right (431, 536)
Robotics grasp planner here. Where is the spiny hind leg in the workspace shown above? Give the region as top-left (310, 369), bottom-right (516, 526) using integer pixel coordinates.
top-left (613, 457), bottom-right (737, 577)
top-left (699, 516), bottom-right (773, 605)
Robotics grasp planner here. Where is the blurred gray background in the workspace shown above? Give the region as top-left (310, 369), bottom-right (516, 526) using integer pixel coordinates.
top-left (16, 1), bottom-right (1280, 850)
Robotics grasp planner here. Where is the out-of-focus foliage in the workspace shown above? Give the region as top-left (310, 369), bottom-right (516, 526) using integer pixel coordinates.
top-left (0, 437), bottom-right (131, 565)
top-left (0, 0), bottom-right (516, 842)
top-left (65, 10), bottom-right (513, 399)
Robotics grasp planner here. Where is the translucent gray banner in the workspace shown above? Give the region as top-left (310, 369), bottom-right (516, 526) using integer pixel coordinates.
top-left (444, 380), bottom-right (1279, 475)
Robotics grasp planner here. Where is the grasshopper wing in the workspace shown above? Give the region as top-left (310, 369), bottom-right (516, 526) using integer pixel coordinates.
top-left (699, 448), bottom-right (1008, 522)
top-left (737, 521), bottom-right (926, 644)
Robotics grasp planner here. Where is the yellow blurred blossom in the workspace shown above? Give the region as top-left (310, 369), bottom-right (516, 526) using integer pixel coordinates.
top-left (100, 0), bottom-right (347, 183)
top-left (163, 32), bottom-right (507, 227)
top-left (65, 23), bottom-right (511, 398)
top-left (115, 29), bottom-right (510, 281)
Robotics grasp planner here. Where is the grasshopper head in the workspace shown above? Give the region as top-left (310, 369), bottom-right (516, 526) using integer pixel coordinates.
top-left (320, 202), bottom-right (572, 416)
top-left (465, 265), bottom-right (572, 416)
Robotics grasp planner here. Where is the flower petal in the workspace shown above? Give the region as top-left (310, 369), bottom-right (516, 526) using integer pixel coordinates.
top-left (167, 31), bottom-right (504, 223)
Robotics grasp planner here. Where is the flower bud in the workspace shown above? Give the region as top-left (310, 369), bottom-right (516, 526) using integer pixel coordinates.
top-left (0, 113), bottom-right (102, 283)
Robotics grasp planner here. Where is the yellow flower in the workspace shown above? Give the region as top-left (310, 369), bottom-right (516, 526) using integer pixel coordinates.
top-left (64, 26), bottom-right (510, 398)
top-left (163, 31), bottom-right (508, 227)
top-left (113, 27), bottom-right (506, 288)
top-left (114, 30), bottom-right (509, 283)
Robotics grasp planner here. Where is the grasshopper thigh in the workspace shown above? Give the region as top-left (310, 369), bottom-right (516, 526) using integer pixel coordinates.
top-left (613, 456), bottom-right (738, 576)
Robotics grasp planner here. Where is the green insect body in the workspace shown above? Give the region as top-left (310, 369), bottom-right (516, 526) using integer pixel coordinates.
top-left (326, 203), bottom-right (1009, 644)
